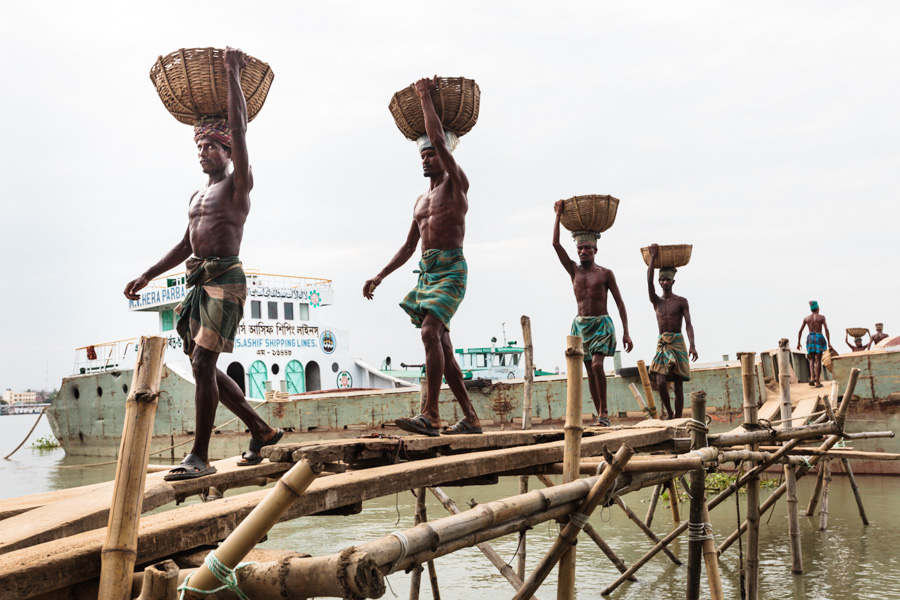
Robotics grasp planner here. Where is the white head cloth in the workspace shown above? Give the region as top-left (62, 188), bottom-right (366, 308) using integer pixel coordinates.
top-left (417, 130), bottom-right (460, 153)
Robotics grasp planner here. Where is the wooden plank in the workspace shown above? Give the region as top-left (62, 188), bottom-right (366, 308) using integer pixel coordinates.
top-left (0, 457), bottom-right (288, 555)
top-left (0, 426), bottom-right (677, 599)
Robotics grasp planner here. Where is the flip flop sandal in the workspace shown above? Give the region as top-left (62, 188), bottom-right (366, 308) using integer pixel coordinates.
top-left (164, 454), bottom-right (217, 481)
top-left (441, 419), bottom-right (483, 435)
top-left (395, 414), bottom-right (441, 437)
top-left (594, 416), bottom-right (612, 427)
top-left (237, 428), bottom-right (285, 467)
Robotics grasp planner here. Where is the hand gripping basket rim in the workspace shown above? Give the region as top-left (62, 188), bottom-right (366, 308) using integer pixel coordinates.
top-left (389, 77), bottom-right (480, 141)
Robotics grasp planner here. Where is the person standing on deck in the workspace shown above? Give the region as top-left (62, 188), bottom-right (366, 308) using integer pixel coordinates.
top-left (363, 76), bottom-right (481, 436)
top-left (646, 244), bottom-right (697, 420)
top-left (846, 330), bottom-right (871, 353)
top-left (796, 300), bottom-right (831, 388)
top-left (552, 202), bottom-right (633, 427)
top-left (871, 323), bottom-right (889, 346)
top-left (124, 48), bottom-right (282, 480)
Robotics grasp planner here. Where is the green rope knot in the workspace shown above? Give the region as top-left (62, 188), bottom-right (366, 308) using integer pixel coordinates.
top-left (177, 551), bottom-right (257, 599)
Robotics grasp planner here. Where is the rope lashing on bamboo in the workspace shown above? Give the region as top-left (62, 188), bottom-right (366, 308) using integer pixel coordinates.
top-left (687, 521), bottom-right (713, 542)
top-left (387, 532), bottom-right (410, 574)
top-left (177, 551), bottom-right (256, 599)
top-left (687, 418), bottom-right (710, 434)
top-left (569, 511), bottom-right (590, 530)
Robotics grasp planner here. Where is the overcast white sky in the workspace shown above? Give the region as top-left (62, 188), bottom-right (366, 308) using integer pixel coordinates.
top-left (1, 2), bottom-right (897, 391)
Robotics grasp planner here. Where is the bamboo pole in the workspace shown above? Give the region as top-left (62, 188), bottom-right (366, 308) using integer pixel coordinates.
top-left (613, 496), bottom-right (682, 565)
top-left (137, 560), bottom-right (179, 600)
top-left (187, 459), bottom-right (320, 592)
top-left (686, 391), bottom-right (707, 600)
top-left (558, 335), bottom-right (584, 600)
top-left (518, 315), bottom-right (535, 580)
top-left (514, 445), bottom-right (635, 600)
top-left (806, 466), bottom-right (826, 517)
top-left (98, 336), bottom-right (167, 600)
top-left (409, 490), bottom-right (425, 600)
top-left (665, 479), bottom-right (680, 524)
top-left (636, 360), bottom-right (658, 418)
top-left (818, 460), bottom-right (832, 530)
top-left (644, 484), bottom-right (662, 528)
top-left (840, 458), bottom-right (869, 525)
top-left (428, 486), bottom-right (538, 597)
top-left (628, 383), bottom-right (652, 420)
top-left (835, 368), bottom-right (860, 430)
top-left (777, 341), bottom-right (803, 574)
top-left (700, 501), bottom-right (724, 600)
top-left (535, 474), bottom-right (635, 581)
top-left (739, 351), bottom-right (760, 600)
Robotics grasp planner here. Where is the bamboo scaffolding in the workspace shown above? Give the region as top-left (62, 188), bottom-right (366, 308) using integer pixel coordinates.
top-left (818, 460), bottom-right (832, 531)
top-left (98, 336), bottom-right (167, 600)
top-left (739, 351), bottom-right (761, 600)
top-left (665, 479), bottom-right (681, 524)
top-left (186, 459), bottom-right (320, 592)
top-left (686, 391), bottom-right (707, 600)
top-left (613, 496), bottom-right (682, 565)
top-left (557, 334), bottom-right (584, 600)
top-left (644, 484), bottom-right (662, 528)
top-left (636, 360), bottom-right (658, 418)
top-left (518, 315), bottom-right (535, 580)
top-left (777, 341), bottom-right (803, 574)
top-left (535, 474), bottom-right (635, 581)
top-left (136, 560), bottom-right (178, 600)
top-left (428, 486), bottom-right (537, 597)
top-left (627, 383), bottom-right (652, 420)
top-left (840, 458), bottom-right (869, 525)
top-left (514, 445), bottom-right (635, 600)
top-left (408, 489), bottom-right (425, 600)
top-left (806, 466), bottom-right (826, 517)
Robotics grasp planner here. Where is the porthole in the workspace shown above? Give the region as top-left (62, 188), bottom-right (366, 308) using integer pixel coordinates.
top-left (97, 387), bottom-right (103, 397)
top-left (73, 387), bottom-right (80, 399)
top-left (122, 384), bottom-right (128, 394)
top-left (272, 364), bottom-right (280, 375)
top-left (331, 362), bottom-right (339, 373)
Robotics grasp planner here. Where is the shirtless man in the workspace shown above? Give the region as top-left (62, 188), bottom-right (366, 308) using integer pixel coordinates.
top-left (364, 76), bottom-right (481, 436)
top-left (646, 244), bottom-right (698, 420)
top-left (552, 203), bottom-right (633, 426)
top-left (845, 331), bottom-right (871, 353)
top-left (124, 47), bottom-right (281, 479)
top-left (871, 323), bottom-right (889, 346)
top-left (796, 300), bottom-right (831, 388)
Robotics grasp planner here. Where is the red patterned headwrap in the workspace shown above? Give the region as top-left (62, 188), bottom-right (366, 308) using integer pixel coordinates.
top-left (193, 120), bottom-right (232, 148)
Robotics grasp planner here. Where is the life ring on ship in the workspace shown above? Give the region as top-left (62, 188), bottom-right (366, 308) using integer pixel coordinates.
top-left (507, 372), bottom-right (515, 380)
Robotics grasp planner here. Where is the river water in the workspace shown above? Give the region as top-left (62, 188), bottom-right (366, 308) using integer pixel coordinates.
top-left (3, 414), bottom-right (900, 599)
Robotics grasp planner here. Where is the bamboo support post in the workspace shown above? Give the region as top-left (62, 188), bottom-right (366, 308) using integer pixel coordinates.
top-left (558, 334), bottom-right (584, 600)
top-left (518, 315), bottom-right (535, 580)
top-left (514, 446), bottom-right (635, 600)
top-left (665, 479), bottom-right (680, 524)
top-left (739, 351), bottom-right (761, 600)
top-left (137, 560), bottom-right (179, 600)
top-left (98, 336), bottom-right (167, 600)
top-left (840, 458), bottom-right (869, 525)
top-left (686, 390), bottom-right (707, 600)
top-left (777, 340), bottom-right (803, 574)
top-left (535, 474), bottom-right (635, 581)
top-left (835, 368), bottom-right (861, 430)
top-left (806, 466), bottom-right (826, 517)
top-left (428, 487), bottom-right (537, 597)
top-left (187, 458), bottom-right (320, 592)
top-left (644, 484), bottom-right (662, 528)
top-left (701, 501), bottom-right (724, 600)
top-left (636, 360), bottom-right (658, 418)
top-left (409, 490), bottom-right (425, 600)
top-left (628, 383), bottom-right (652, 420)
top-left (818, 459), bottom-right (832, 530)
top-left (613, 496), bottom-right (682, 565)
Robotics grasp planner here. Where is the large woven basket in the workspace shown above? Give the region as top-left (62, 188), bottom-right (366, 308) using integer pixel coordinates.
top-left (640, 245), bottom-right (693, 268)
top-left (822, 347), bottom-right (839, 372)
top-left (846, 327), bottom-right (868, 338)
top-left (150, 48), bottom-right (274, 125)
top-left (559, 195), bottom-right (620, 233)
top-left (389, 77), bottom-right (480, 140)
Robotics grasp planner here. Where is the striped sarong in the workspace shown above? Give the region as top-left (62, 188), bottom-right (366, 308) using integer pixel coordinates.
top-left (570, 315), bottom-right (617, 357)
top-left (806, 332), bottom-right (827, 355)
top-left (175, 256), bottom-right (247, 355)
top-left (649, 332), bottom-right (691, 382)
top-left (400, 248), bottom-right (467, 331)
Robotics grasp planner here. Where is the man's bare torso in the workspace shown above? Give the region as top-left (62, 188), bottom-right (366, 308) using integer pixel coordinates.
top-left (803, 313), bottom-right (826, 334)
top-left (414, 175), bottom-right (467, 251)
top-left (655, 294), bottom-right (688, 334)
top-left (572, 265), bottom-right (611, 316)
top-left (188, 174), bottom-right (249, 257)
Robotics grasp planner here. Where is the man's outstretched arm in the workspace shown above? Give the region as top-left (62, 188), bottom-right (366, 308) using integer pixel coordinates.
top-left (364, 220), bottom-right (421, 299)
top-left (124, 226), bottom-right (192, 300)
top-left (552, 201), bottom-right (574, 278)
top-left (607, 271), bottom-right (633, 352)
top-left (416, 77), bottom-right (468, 192)
top-left (225, 47), bottom-right (251, 200)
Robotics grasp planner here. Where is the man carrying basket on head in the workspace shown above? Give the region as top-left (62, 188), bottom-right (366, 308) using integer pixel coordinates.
top-left (552, 202), bottom-right (633, 427)
top-left (364, 76), bottom-right (482, 436)
top-left (646, 244), bottom-right (698, 420)
top-left (124, 47), bottom-right (282, 480)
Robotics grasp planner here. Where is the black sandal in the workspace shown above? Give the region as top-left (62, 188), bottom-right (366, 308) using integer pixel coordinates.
top-left (395, 414), bottom-right (441, 437)
top-left (237, 429), bottom-right (284, 466)
top-left (441, 419), bottom-right (483, 435)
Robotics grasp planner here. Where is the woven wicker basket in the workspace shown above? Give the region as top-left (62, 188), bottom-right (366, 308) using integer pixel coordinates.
top-left (640, 245), bottom-right (693, 268)
top-left (822, 347), bottom-right (838, 372)
top-left (149, 48), bottom-right (274, 125)
top-left (559, 195), bottom-right (620, 233)
top-left (846, 327), bottom-right (868, 338)
top-left (389, 77), bottom-right (480, 140)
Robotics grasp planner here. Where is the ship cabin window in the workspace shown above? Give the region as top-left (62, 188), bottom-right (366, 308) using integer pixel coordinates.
top-left (298, 303), bottom-right (310, 321)
top-left (268, 301), bottom-right (278, 319)
top-left (476, 353), bottom-right (487, 368)
top-left (460, 353), bottom-right (473, 368)
top-left (161, 309), bottom-right (175, 332)
top-left (509, 353), bottom-right (521, 366)
top-left (251, 301), bottom-right (261, 319)
top-left (493, 354), bottom-right (508, 367)
top-left (284, 302), bottom-right (294, 320)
